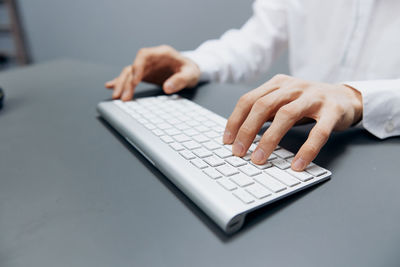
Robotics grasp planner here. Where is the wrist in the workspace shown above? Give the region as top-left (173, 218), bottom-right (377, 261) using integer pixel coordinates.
top-left (343, 84), bottom-right (363, 125)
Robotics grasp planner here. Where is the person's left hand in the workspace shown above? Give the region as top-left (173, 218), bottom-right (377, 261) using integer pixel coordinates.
top-left (223, 74), bottom-right (363, 171)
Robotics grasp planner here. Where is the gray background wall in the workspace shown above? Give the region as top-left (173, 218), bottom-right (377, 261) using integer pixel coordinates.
top-left (10, 0), bottom-right (288, 84)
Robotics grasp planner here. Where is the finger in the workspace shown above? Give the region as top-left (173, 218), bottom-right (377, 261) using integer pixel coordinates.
top-left (121, 72), bottom-right (135, 101)
top-left (162, 67), bottom-right (194, 94)
top-left (232, 88), bottom-right (299, 156)
top-left (105, 78), bottom-right (117, 89)
top-left (252, 98), bottom-right (312, 164)
top-left (120, 65), bottom-right (144, 101)
top-left (112, 67), bottom-right (130, 99)
top-left (131, 49), bottom-right (148, 78)
top-left (291, 116), bottom-right (336, 171)
top-left (223, 75), bottom-right (288, 144)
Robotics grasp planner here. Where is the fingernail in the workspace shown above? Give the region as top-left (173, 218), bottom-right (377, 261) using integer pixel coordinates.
top-left (223, 130), bottom-right (232, 143)
top-left (293, 157), bottom-right (306, 171)
top-left (252, 148), bottom-right (266, 163)
top-left (233, 141), bottom-right (245, 155)
top-left (164, 81), bottom-right (175, 92)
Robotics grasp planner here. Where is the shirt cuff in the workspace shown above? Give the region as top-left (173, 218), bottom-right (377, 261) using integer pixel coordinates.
top-left (344, 79), bottom-right (400, 139)
top-left (181, 50), bottom-right (218, 83)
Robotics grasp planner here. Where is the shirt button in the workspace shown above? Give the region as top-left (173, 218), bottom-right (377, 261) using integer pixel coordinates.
top-left (385, 120), bottom-right (394, 133)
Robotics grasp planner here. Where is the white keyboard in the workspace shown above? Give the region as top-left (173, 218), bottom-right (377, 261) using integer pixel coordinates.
top-left (97, 95), bottom-right (331, 233)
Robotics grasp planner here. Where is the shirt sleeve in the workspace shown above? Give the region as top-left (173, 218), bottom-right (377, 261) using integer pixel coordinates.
top-left (182, 0), bottom-right (288, 83)
top-left (344, 79), bottom-right (400, 139)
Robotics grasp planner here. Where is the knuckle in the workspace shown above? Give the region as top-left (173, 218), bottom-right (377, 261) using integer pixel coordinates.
top-left (278, 105), bottom-right (298, 118)
top-left (263, 132), bottom-right (279, 145)
top-left (303, 143), bottom-right (320, 156)
top-left (123, 65), bottom-right (131, 72)
top-left (253, 98), bottom-right (268, 111)
top-left (238, 124), bottom-right (254, 138)
top-left (314, 127), bottom-right (330, 140)
top-left (238, 93), bottom-right (253, 107)
top-left (272, 73), bottom-right (289, 82)
top-left (158, 44), bottom-right (173, 53)
top-left (227, 115), bottom-right (241, 129)
top-left (333, 104), bottom-right (346, 116)
top-left (137, 47), bottom-right (149, 55)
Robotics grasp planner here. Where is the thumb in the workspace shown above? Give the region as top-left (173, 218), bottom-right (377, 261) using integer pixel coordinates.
top-left (163, 70), bottom-right (194, 94)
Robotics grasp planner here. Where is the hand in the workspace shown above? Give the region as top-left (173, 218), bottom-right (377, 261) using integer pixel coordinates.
top-left (105, 45), bottom-right (201, 101)
top-left (223, 74), bottom-right (363, 171)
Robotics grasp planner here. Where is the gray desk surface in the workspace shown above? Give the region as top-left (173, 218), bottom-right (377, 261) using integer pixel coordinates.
top-left (0, 59), bottom-right (399, 267)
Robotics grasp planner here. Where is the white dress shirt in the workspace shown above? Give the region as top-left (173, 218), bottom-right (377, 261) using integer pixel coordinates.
top-left (183, 0), bottom-right (400, 139)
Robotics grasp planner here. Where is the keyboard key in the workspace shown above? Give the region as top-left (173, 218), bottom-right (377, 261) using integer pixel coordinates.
top-left (160, 135), bottom-right (174, 143)
top-left (225, 156), bottom-right (247, 167)
top-left (230, 173), bottom-right (254, 187)
top-left (216, 164), bottom-right (239, 177)
top-left (152, 129), bottom-right (164, 136)
top-left (246, 183), bottom-right (271, 199)
top-left (248, 143), bottom-right (257, 152)
top-left (173, 134), bottom-right (191, 143)
top-left (214, 148), bottom-right (232, 158)
top-left (224, 144), bottom-right (233, 151)
top-left (286, 169), bottom-right (314, 182)
top-left (177, 115), bottom-right (191, 122)
top-left (165, 128), bottom-right (181, 136)
top-left (191, 158), bottom-right (208, 169)
top-left (274, 148), bottom-right (294, 159)
top-left (195, 116), bottom-right (208, 122)
top-left (166, 118), bottom-right (180, 125)
top-left (204, 156), bottom-right (225, 167)
top-left (214, 136), bottom-right (224, 145)
top-left (195, 125), bottom-right (209, 132)
top-left (205, 131), bottom-right (219, 138)
top-left (268, 153), bottom-right (277, 161)
top-left (203, 141), bottom-right (220, 150)
top-left (233, 190), bottom-right (255, 204)
top-left (186, 120), bottom-right (200, 127)
top-left (192, 148), bottom-right (213, 158)
top-left (149, 117), bottom-right (163, 124)
top-left (214, 126), bottom-right (225, 133)
top-left (203, 120), bottom-right (216, 127)
top-left (254, 173), bottom-right (286, 193)
top-left (286, 156), bottom-right (294, 163)
top-left (170, 142), bottom-right (184, 151)
top-left (239, 164), bottom-right (262, 176)
top-left (271, 158), bottom-right (291, 169)
top-left (306, 165), bottom-right (327, 176)
top-left (183, 128), bottom-right (198, 136)
top-left (137, 118), bottom-right (148, 124)
top-left (182, 140), bottom-right (201, 150)
top-left (203, 168), bottom-right (222, 179)
top-left (179, 150), bottom-right (196, 160)
top-left (192, 134), bottom-right (209, 143)
top-left (251, 161), bottom-right (272, 170)
top-left (217, 178), bottom-right (237, 191)
top-left (175, 123), bottom-right (190, 131)
top-left (242, 152), bottom-right (252, 161)
top-left (265, 167), bottom-right (300, 187)
top-left (144, 123), bottom-right (156, 130)
top-left (158, 123), bottom-right (172, 130)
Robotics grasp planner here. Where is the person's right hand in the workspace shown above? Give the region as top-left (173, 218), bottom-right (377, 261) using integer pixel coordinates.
top-left (105, 45), bottom-right (201, 101)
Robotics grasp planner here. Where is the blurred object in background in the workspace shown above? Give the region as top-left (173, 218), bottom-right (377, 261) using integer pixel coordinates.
top-left (0, 0), bottom-right (30, 70)
top-left (0, 87), bottom-right (4, 110)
